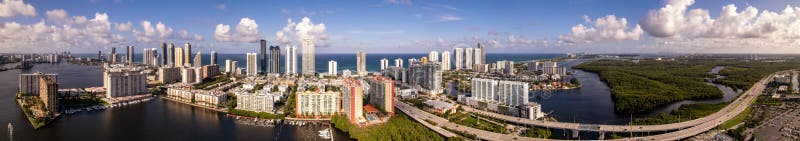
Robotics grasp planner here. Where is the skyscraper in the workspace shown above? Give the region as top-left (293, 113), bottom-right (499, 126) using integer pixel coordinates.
top-left (111, 47), bottom-right (118, 64)
top-left (193, 51), bottom-right (202, 68)
top-left (478, 43), bottom-right (486, 64)
top-left (225, 59), bottom-right (233, 73)
top-left (269, 45), bottom-right (281, 74)
top-left (142, 48), bottom-right (157, 66)
top-left (161, 42), bottom-right (168, 65)
top-left (394, 58), bottom-right (403, 68)
top-left (441, 51), bottom-right (451, 70)
top-left (454, 48), bottom-right (464, 70)
top-left (167, 43), bottom-right (175, 67)
top-left (285, 45), bottom-right (297, 75)
top-left (246, 53), bottom-right (258, 76)
top-left (174, 48), bottom-right (184, 67)
top-left (380, 58), bottom-right (389, 70)
top-left (98, 51), bottom-right (102, 60)
top-left (328, 60), bottom-right (337, 76)
top-left (184, 43), bottom-right (192, 67)
top-left (428, 51), bottom-right (439, 62)
top-left (301, 39), bottom-right (315, 75)
top-left (210, 51), bottom-right (217, 65)
top-left (356, 51), bottom-right (367, 75)
top-left (465, 48), bottom-right (473, 69)
top-left (260, 39), bottom-right (267, 74)
top-left (126, 46), bottom-right (134, 64)
top-left (474, 48), bottom-right (482, 66)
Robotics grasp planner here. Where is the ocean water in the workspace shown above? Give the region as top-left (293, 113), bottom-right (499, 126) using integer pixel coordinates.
top-left (74, 53), bottom-right (566, 73)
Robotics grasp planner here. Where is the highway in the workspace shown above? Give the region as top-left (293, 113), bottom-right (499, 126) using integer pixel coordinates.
top-left (398, 71), bottom-right (779, 140)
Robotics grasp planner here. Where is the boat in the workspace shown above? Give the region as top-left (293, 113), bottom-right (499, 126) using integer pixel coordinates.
top-left (318, 128), bottom-right (331, 139)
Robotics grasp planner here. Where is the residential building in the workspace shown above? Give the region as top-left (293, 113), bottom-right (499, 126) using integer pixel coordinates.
top-left (295, 91), bottom-right (339, 118)
top-left (142, 48), bottom-right (158, 66)
top-left (524, 102), bottom-right (545, 120)
top-left (104, 64), bottom-right (147, 98)
top-left (429, 51), bottom-right (439, 62)
top-left (19, 72), bottom-right (58, 96)
top-left (408, 61), bottom-right (443, 95)
top-left (441, 51), bottom-right (451, 70)
top-left (394, 58), bottom-right (403, 68)
top-left (474, 48), bottom-right (482, 65)
top-left (285, 45), bottom-right (298, 75)
top-left (184, 43), bottom-right (192, 66)
top-left (497, 60), bottom-right (515, 75)
top-left (39, 75), bottom-right (58, 116)
top-left (181, 67), bottom-right (198, 84)
top-left (246, 53), bottom-right (258, 76)
top-left (328, 60), bottom-right (337, 76)
top-left (167, 43), bottom-right (175, 67)
top-left (167, 87), bottom-right (227, 108)
top-left (381, 66), bottom-right (406, 83)
top-left (478, 43), bottom-right (486, 64)
top-left (193, 51), bottom-right (202, 68)
top-left (368, 76), bottom-right (395, 115)
top-left (158, 67), bottom-right (181, 84)
top-left (260, 39), bottom-right (268, 74)
top-left (202, 64), bottom-right (220, 79)
top-left (210, 51), bottom-right (217, 65)
top-left (225, 59), bottom-right (233, 73)
top-left (126, 46), bottom-right (134, 64)
top-left (161, 42), bottom-right (168, 65)
top-left (380, 58), bottom-right (389, 71)
top-left (342, 78), bottom-right (364, 123)
top-left (471, 78), bottom-right (530, 107)
top-left (174, 48), bottom-right (184, 67)
top-left (471, 78), bottom-right (498, 102)
top-left (465, 48), bottom-right (473, 69)
top-left (235, 91), bottom-right (281, 113)
top-left (301, 39), bottom-right (315, 75)
top-left (356, 51), bottom-right (367, 75)
top-left (269, 45), bottom-right (281, 74)
top-left (454, 48), bottom-right (464, 70)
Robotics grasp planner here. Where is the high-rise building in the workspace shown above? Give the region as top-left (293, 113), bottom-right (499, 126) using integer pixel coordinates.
top-left (142, 48), bottom-right (158, 66)
top-left (285, 45), bottom-right (298, 75)
top-left (342, 78), bottom-right (364, 123)
top-left (184, 43), bottom-right (192, 66)
top-left (161, 42), bottom-right (168, 65)
top-left (408, 61), bottom-right (443, 95)
top-left (193, 51), bottom-right (202, 68)
top-left (235, 91), bottom-right (281, 113)
top-left (471, 78), bottom-right (529, 107)
top-left (104, 64), bottom-right (147, 98)
top-left (126, 46), bottom-right (134, 64)
top-left (497, 60), bottom-right (515, 75)
top-left (356, 51), bottom-right (367, 75)
top-left (210, 51), bottom-right (217, 65)
top-left (181, 67), bottom-right (198, 84)
top-left (98, 51), bottom-right (102, 61)
top-left (474, 48), bottom-right (482, 66)
top-left (202, 64), bottom-right (220, 79)
top-left (111, 47), bottom-right (118, 64)
top-left (295, 91), bottom-right (339, 118)
top-left (478, 43), bottom-right (486, 64)
top-left (174, 48), bottom-right (184, 67)
top-left (19, 72), bottom-right (58, 96)
top-left (158, 66), bottom-right (181, 84)
top-left (269, 45), bottom-right (281, 74)
top-left (230, 61), bottom-right (239, 75)
top-left (454, 48), bottom-right (464, 70)
top-left (260, 40), bottom-right (267, 74)
top-left (465, 48), bottom-right (473, 69)
top-left (301, 39), bottom-right (315, 75)
top-left (246, 53), bottom-right (258, 76)
top-left (368, 76), bottom-right (395, 115)
top-left (225, 59), bottom-right (233, 73)
top-left (39, 75), bottom-right (58, 116)
top-left (429, 51), bottom-right (439, 62)
top-left (380, 58), bottom-right (389, 70)
top-left (394, 58), bottom-right (404, 68)
top-left (328, 60), bottom-right (337, 76)
top-left (441, 51), bottom-right (451, 70)
top-left (167, 43), bottom-right (175, 67)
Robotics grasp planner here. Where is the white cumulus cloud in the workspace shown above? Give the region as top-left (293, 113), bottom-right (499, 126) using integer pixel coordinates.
top-left (0, 0), bottom-right (36, 17)
top-left (274, 17), bottom-right (329, 47)
top-left (558, 15), bottom-right (644, 44)
top-left (215, 17), bottom-right (261, 43)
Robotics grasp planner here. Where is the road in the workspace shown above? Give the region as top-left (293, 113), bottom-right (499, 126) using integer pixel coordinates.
top-left (398, 71), bottom-right (779, 140)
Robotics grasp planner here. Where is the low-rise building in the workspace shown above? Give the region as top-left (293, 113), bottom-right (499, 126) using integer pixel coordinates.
top-left (423, 100), bottom-right (457, 114)
top-left (235, 91), bottom-right (281, 113)
top-left (166, 86), bottom-right (227, 108)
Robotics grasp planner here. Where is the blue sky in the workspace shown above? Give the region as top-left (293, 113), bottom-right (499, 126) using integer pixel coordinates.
top-left (1, 0), bottom-right (800, 54)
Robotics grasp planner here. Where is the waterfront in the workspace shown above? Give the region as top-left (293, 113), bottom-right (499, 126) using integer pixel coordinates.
top-left (0, 63), bottom-right (350, 141)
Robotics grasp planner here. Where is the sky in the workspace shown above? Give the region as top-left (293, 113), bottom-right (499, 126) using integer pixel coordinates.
top-left (0, 0), bottom-right (799, 54)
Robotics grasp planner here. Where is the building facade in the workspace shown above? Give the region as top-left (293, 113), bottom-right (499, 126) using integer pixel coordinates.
top-left (39, 75), bottom-right (58, 116)
top-left (328, 60), bottom-right (337, 76)
top-left (285, 45), bottom-right (298, 75)
top-left (342, 78), bottom-right (364, 123)
top-left (356, 51), bottom-right (367, 76)
top-left (19, 72), bottom-right (58, 96)
top-left (269, 45), bottom-right (281, 74)
top-left (235, 91), bottom-right (281, 113)
top-left (301, 39), bottom-right (315, 75)
top-left (441, 51), bottom-right (451, 70)
top-left (158, 67), bottom-right (181, 84)
top-left (295, 91), bottom-right (339, 118)
top-left (104, 64), bottom-right (147, 98)
top-left (368, 76), bottom-right (395, 115)
top-left (246, 53), bottom-right (258, 76)
top-left (454, 48), bottom-right (463, 70)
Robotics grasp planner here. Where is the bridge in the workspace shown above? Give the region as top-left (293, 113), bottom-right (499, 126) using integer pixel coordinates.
top-left (397, 71), bottom-right (777, 140)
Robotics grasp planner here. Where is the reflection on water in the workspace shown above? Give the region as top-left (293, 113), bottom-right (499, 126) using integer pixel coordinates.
top-left (0, 63), bottom-right (352, 141)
